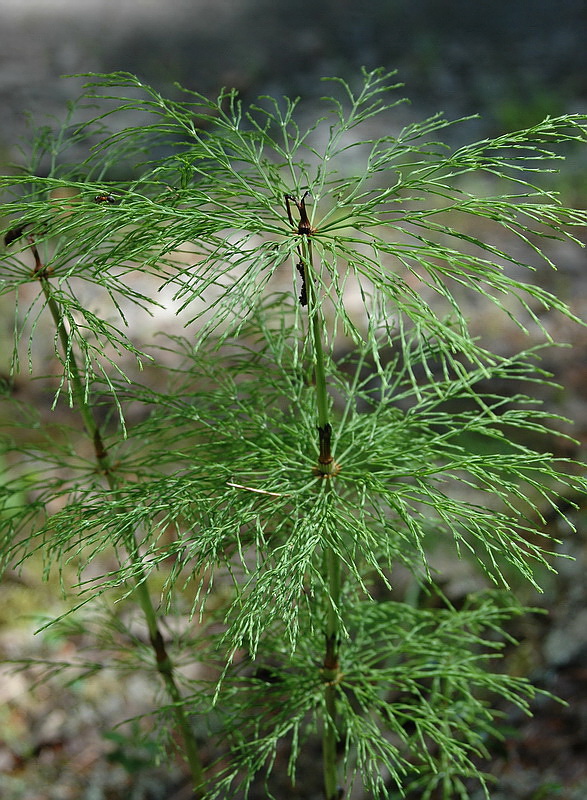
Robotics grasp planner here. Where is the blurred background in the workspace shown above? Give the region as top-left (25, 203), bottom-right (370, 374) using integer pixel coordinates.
top-left (1, 2), bottom-right (587, 799)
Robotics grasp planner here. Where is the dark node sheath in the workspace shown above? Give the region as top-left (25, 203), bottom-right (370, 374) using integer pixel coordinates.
top-left (318, 423), bottom-right (333, 465)
top-left (296, 261), bottom-right (308, 306)
top-left (4, 224), bottom-right (27, 246)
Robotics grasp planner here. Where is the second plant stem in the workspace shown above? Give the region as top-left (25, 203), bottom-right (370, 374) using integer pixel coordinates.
top-left (301, 237), bottom-right (343, 800)
top-left (37, 262), bottom-right (205, 793)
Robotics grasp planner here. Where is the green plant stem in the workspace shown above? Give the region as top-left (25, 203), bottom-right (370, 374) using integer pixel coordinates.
top-left (38, 267), bottom-right (205, 794)
top-left (322, 539), bottom-right (342, 800)
top-left (303, 240), bottom-right (329, 432)
top-left (301, 237), bottom-right (342, 800)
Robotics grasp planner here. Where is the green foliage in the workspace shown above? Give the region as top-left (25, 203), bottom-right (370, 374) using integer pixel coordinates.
top-left (1, 67), bottom-right (586, 799)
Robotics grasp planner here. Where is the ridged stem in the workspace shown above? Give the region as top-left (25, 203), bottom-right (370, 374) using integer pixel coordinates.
top-left (37, 262), bottom-right (205, 794)
top-left (301, 237), bottom-right (343, 800)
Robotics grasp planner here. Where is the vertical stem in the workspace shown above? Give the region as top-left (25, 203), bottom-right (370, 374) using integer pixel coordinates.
top-left (37, 267), bottom-right (205, 794)
top-left (302, 239), bottom-right (329, 432)
top-left (301, 237), bottom-right (343, 800)
top-left (322, 542), bottom-right (342, 800)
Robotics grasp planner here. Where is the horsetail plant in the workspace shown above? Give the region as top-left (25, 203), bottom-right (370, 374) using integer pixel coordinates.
top-left (1, 68), bottom-right (586, 799)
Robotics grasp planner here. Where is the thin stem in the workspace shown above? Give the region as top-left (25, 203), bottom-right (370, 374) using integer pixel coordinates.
top-left (302, 238), bottom-right (329, 431)
top-left (301, 236), bottom-right (343, 800)
top-left (322, 540), bottom-right (342, 800)
top-left (36, 260), bottom-right (205, 794)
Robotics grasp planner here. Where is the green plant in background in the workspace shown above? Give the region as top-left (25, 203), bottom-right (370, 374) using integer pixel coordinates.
top-left (0, 68), bottom-right (586, 799)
